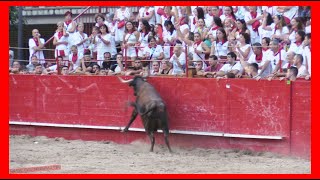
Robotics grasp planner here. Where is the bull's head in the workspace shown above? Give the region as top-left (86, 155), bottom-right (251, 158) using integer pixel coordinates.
top-left (117, 75), bottom-right (148, 96)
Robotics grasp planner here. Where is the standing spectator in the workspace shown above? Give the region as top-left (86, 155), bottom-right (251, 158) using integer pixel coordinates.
top-left (232, 19), bottom-right (250, 41)
top-left (287, 30), bottom-right (305, 56)
top-left (215, 52), bottom-right (242, 77)
top-left (234, 32), bottom-right (252, 61)
top-left (267, 39), bottom-right (287, 75)
top-left (94, 13), bottom-right (107, 28)
top-left (241, 43), bottom-right (272, 78)
top-left (192, 32), bottom-right (210, 69)
top-left (211, 27), bottom-right (229, 59)
top-left (303, 33), bottom-right (311, 78)
top-left (163, 20), bottom-right (177, 59)
top-left (138, 6), bottom-right (156, 27)
top-left (73, 22), bottom-right (89, 55)
top-left (261, 37), bottom-right (272, 56)
top-left (244, 6), bottom-right (263, 44)
top-left (143, 36), bottom-right (164, 61)
top-left (206, 17), bottom-right (223, 41)
top-left (287, 17), bottom-right (304, 44)
top-left (258, 12), bottom-right (274, 42)
top-left (96, 24), bottom-right (112, 66)
top-left (53, 21), bottom-right (69, 61)
top-left (160, 6), bottom-right (176, 33)
top-left (122, 21), bottom-right (140, 65)
top-left (114, 6), bottom-right (131, 46)
top-left (169, 44), bottom-right (186, 76)
top-left (276, 6), bottom-right (298, 25)
top-left (63, 11), bottom-right (77, 53)
top-left (28, 29), bottom-right (45, 65)
top-left (220, 6), bottom-right (236, 22)
top-left (88, 26), bottom-right (100, 60)
top-left (137, 20), bottom-right (153, 60)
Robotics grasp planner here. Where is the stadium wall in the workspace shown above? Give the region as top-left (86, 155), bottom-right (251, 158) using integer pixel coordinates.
top-left (9, 75), bottom-right (311, 159)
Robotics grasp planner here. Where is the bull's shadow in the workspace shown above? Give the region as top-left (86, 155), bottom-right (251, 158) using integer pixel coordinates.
top-left (118, 76), bottom-right (173, 153)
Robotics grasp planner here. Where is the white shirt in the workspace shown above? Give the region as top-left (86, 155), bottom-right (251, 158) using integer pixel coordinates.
top-left (29, 37), bottom-right (45, 64)
top-left (170, 52), bottom-right (186, 75)
top-left (247, 53), bottom-right (272, 78)
top-left (143, 45), bottom-right (164, 59)
top-left (220, 62), bottom-right (242, 73)
top-left (296, 65), bottom-right (308, 78)
top-left (267, 49), bottom-right (287, 72)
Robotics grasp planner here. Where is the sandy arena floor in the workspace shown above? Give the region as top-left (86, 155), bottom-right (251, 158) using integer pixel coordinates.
top-left (9, 135), bottom-right (310, 174)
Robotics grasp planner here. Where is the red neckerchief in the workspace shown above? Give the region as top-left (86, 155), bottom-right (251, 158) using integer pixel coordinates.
top-left (237, 28), bottom-right (242, 33)
top-left (65, 20), bottom-right (72, 26)
top-left (179, 17), bottom-right (187, 25)
top-left (128, 30), bottom-right (134, 34)
top-left (292, 27), bottom-right (298, 32)
top-left (193, 17), bottom-right (196, 25)
top-left (287, 63), bottom-right (292, 69)
top-left (211, 26), bottom-right (219, 31)
top-left (255, 52), bottom-right (263, 63)
top-left (163, 13), bottom-right (171, 20)
top-left (72, 53), bottom-right (78, 63)
top-left (217, 39), bottom-right (226, 45)
top-left (58, 31), bottom-right (63, 39)
top-left (33, 38), bottom-right (39, 46)
top-left (143, 30), bottom-right (150, 37)
top-left (194, 40), bottom-right (202, 48)
top-left (295, 40), bottom-right (302, 46)
top-left (250, 11), bottom-right (257, 19)
top-left (262, 47), bottom-right (269, 52)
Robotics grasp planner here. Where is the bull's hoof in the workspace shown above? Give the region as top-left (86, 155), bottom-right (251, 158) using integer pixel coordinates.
top-left (121, 128), bottom-right (129, 132)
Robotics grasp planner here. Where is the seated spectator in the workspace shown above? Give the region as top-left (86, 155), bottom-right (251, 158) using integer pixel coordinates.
top-left (101, 52), bottom-right (116, 71)
top-left (203, 55), bottom-right (223, 77)
top-left (112, 53), bottom-right (126, 75)
top-left (293, 54), bottom-right (308, 78)
top-left (60, 66), bottom-right (70, 75)
top-left (91, 64), bottom-right (101, 75)
top-left (279, 66), bottom-right (298, 81)
top-left (160, 59), bottom-right (173, 75)
top-left (215, 52), bottom-right (242, 78)
top-left (9, 61), bottom-right (24, 74)
top-left (126, 59), bottom-right (143, 76)
top-left (68, 45), bottom-right (84, 71)
top-left (150, 61), bottom-right (161, 75)
top-left (241, 63), bottom-right (260, 79)
top-left (26, 55), bottom-right (39, 73)
top-left (169, 44), bottom-right (186, 76)
top-left (195, 61), bottom-right (206, 77)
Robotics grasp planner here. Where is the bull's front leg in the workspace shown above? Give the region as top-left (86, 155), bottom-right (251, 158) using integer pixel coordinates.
top-left (122, 108), bottom-right (138, 132)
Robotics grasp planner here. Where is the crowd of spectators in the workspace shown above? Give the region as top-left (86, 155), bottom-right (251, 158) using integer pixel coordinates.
top-left (9, 6), bottom-right (311, 81)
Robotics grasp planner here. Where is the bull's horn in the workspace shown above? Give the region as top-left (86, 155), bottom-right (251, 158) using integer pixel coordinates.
top-left (117, 76), bottom-right (133, 84)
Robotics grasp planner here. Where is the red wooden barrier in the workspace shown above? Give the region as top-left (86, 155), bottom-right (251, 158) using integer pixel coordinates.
top-left (9, 75), bottom-right (310, 159)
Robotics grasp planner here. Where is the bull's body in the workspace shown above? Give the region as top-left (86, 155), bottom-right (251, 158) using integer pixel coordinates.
top-left (118, 76), bottom-right (172, 152)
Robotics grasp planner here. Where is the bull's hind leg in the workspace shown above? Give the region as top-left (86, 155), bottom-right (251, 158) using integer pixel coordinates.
top-left (148, 131), bottom-right (155, 152)
top-left (122, 108), bottom-right (138, 132)
top-left (163, 129), bottom-right (173, 153)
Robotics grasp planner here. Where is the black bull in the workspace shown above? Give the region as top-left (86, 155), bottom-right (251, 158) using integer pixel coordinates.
top-left (117, 76), bottom-right (172, 152)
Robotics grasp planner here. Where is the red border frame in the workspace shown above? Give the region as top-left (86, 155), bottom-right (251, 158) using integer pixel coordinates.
top-left (4, 1), bottom-right (318, 179)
